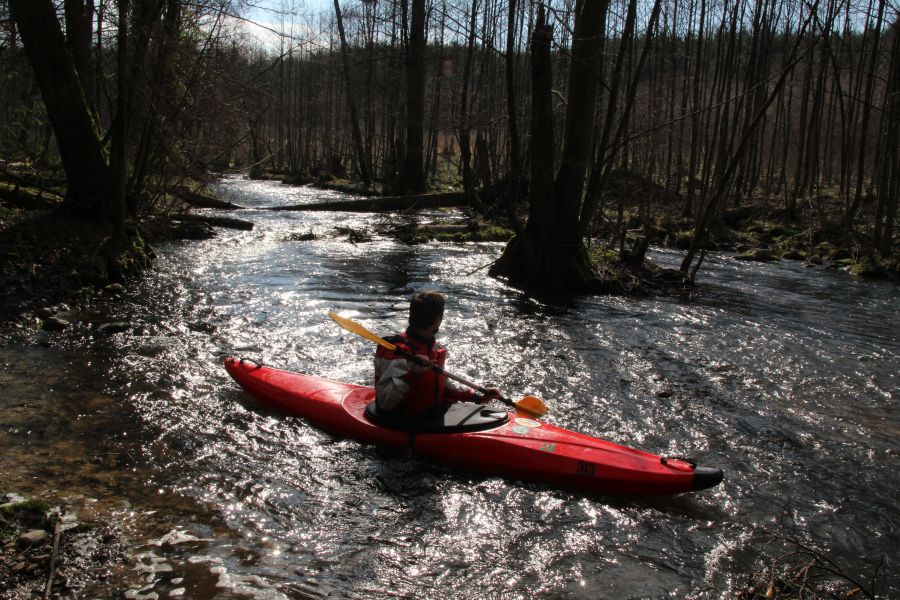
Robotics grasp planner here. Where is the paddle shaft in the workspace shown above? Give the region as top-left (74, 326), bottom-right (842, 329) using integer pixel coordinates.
top-left (328, 311), bottom-right (535, 413)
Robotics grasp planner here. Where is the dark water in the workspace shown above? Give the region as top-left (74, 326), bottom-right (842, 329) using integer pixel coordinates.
top-left (3, 175), bottom-right (897, 598)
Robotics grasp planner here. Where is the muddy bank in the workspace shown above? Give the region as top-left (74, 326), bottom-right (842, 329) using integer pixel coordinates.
top-left (0, 336), bottom-right (270, 598)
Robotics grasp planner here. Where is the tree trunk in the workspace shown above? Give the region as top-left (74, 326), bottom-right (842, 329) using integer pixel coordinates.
top-left (110, 0), bottom-right (129, 248)
top-left (490, 0), bottom-right (608, 293)
top-left (555, 0), bottom-right (608, 228)
top-left (458, 0), bottom-right (481, 209)
top-left (64, 0), bottom-right (95, 107)
top-left (685, 0), bottom-right (707, 219)
top-left (874, 17), bottom-right (899, 257)
top-left (525, 5), bottom-right (555, 241)
top-left (504, 0), bottom-right (521, 187)
top-left (334, 0), bottom-right (372, 185)
top-left (8, 0), bottom-right (111, 218)
top-left (848, 0), bottom-right (886, 233)
top-left (402, 0), bottom-right (427, 192)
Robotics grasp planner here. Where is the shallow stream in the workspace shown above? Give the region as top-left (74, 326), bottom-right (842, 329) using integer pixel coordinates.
top-left (2, 175), bottom-right (897, 598)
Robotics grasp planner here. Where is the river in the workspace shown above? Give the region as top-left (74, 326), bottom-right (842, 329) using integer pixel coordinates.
top-left (2, 175), bottom-right (897, 598)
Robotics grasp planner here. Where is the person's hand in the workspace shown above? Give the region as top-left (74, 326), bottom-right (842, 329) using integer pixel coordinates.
top-left (477, 387), bottom-right (501, 403)
top-left (407, 354), bottom-right (431, 375)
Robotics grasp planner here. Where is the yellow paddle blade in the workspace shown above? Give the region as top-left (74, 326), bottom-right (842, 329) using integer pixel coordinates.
top-left (515, 396), bottom-right (548, 417)
top-left (328, 311), bottom-right (397, 351)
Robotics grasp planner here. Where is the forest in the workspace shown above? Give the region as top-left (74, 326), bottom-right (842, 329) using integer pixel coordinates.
top-left (0, 0), bottom-right (897, 295)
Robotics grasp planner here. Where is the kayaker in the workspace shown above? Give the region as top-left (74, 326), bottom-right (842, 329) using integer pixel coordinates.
top-left (374, 291), bottom-right (500, 418)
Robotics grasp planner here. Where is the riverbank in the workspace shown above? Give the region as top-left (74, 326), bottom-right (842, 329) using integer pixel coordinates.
top-left (0, 491), bottom-right (127, 598)
top-left (0, 181), bottom-right (255, 338)
top-left (0, 332), bottom-right (257, 598)
top-left (249, 169), bottom-right (899, 283)
top-left (0, 338), bottom-right (137, 598)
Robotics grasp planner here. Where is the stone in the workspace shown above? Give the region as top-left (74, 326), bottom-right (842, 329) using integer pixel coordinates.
top-left (98, 322), bottom-right (131, 334)
top-left (285, 231), bottom-right (316, 242)
top-left (734, 248), bottom-right (777, 262)
top-left (172, 220), bottom-right (215, 240)
top-left (42, 316), bottom-right (70, 331)
top-left (104, 283), bottom-right (127, 296)
top-left (780, 249), bottom-right (806, 260)
top-left (18, 529), bottom-right (49, 547)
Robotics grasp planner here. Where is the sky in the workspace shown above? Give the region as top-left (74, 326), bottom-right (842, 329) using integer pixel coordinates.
top-left (235, 0), bottom-right (334, 49)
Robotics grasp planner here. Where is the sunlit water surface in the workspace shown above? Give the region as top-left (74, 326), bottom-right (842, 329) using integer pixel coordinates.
top-left (5, 175), bottom-right (897, 598)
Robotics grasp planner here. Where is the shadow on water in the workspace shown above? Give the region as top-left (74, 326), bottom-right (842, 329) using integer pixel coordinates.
top-left (3, 176), bottom-right (896, 598)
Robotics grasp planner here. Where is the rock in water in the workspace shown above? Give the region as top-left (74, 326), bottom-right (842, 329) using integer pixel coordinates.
top-left (42, 316), bottom-right (70, 331)
top-left (18, 529), bottom-right (49, 547)
top-left (98, 322), bottom-right (131, 334)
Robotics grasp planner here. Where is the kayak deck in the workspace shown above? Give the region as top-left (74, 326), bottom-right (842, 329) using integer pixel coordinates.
top-left (224, 357), bottom-right (723, 495)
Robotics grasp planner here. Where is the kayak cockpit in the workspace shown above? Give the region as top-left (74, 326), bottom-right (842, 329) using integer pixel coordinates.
top-left (364, 401), bottom-right (509, 434)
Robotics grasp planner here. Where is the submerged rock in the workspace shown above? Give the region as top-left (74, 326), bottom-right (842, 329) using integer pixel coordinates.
top-left (285, 231), bottom-right (316, 242)
top-left (780, 249), bottom-right (806, 260)
top-left (734, 248), bottom-right (777, 262)
top-left (98, 321), bottom-right (131, 334)
top-left (41, 315), bottom-right (70, 331)
top-left (104, 283), bottom-right (127, 296)
top-left (171, 220), bottom-right (215, 240)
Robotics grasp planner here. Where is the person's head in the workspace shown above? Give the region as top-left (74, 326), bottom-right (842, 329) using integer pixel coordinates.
top-left (409, 291), bottom-right (445, 336)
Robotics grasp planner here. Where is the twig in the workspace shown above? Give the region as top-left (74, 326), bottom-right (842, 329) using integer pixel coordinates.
top-left (464, 259), bottom-right (494, 277)
top-left (43, 517), bottom-right (62, 600)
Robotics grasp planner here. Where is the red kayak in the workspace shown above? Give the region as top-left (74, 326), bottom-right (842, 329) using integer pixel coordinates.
top-left (224, 357), bottom-right (723, 494)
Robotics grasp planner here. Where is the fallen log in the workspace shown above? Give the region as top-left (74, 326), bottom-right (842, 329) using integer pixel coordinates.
top-left (0, 182), bottom-right (63, 210)
top-left (270, 191), bottom-right (468, 212)
top-left (175, 187), bottom-right (245, 210)
top-left (174, 213), bottom-right (254, 230)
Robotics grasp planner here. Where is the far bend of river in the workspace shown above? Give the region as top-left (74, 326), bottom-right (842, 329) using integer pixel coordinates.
top-left (2, 174), bottom-right (897, 598)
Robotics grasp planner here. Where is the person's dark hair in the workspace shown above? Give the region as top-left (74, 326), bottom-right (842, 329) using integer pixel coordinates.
top-left (409, 291), bottom-right (445, 329)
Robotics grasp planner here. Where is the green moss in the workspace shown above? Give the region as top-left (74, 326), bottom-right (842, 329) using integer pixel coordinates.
top-left (829, 247), bottom-right (853, 261)
top-left (849, 256), bottom-right (886, 277)
top-left (0, 181), bottom-right (63, 209)
top-left (779, 249), bottom-right (807, 260)
top-left (0, 499), bottom-right (51, 529)
top-left (0, 203), bottom-right (22, 223)
top-left (472, 225), bottom-right (514, 242)
top-left (588, 246), bottom-right (621, 263)
top-left (672, 229), bottom-right (695, 249)
top-left (431, 224), bottom-right (513, 243)
top-left (735, 248), bottom-right (777, 262)
top-left (816, 241), bottom-right (838, 255)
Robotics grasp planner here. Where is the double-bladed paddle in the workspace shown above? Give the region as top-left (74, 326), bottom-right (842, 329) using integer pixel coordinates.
top-left (328, 311), bottom-right (548, 417)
